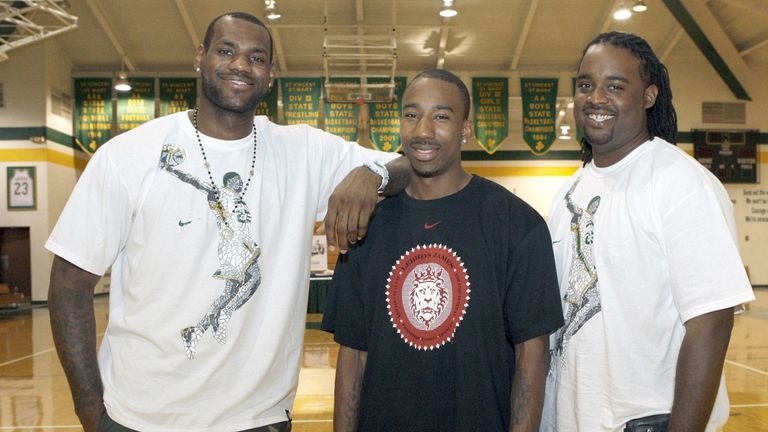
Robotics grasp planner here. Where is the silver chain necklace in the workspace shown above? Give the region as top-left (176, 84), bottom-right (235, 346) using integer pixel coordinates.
top-left (192, 108), bottom-right (257, 226)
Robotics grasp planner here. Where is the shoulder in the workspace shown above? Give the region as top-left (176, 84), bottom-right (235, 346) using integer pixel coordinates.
top-left (639, 138), bottom-right (727, 196)
top-left (90, 112), bottom-right (186, 176)
top-left (98, 112), bottom-right (184, 157)
top-left (475, 176), bottom-right (546, 224)
top-left (256, 117), bottom-right (343, 147)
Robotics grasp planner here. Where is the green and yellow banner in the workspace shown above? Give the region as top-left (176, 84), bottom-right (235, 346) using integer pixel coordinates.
top-left (323, 77), bottom-right (360, 142)
top-left (368, 76), bottom-right (406, 152)
top-left (256, 84), bottom-right (278, 122)
top-left (74, 78), bottom-right (113, 154)
top-left (117, 78), bottom-right (155, 134)
top-left (521, 78), bottom-right (558, 154)
top-left (159, 78), bottom-right (196, 116)
top-left (281, 78), bottom-right (322, 127)
top-left (472, 78), bottom-right (508, 154)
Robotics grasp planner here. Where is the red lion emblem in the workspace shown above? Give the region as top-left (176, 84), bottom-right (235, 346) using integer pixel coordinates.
top-left (387, 244), bottom-right (470, 350)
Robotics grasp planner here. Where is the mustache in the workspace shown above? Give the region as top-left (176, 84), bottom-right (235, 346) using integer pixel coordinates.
top-left (407, 138), bottom-right (441, 147)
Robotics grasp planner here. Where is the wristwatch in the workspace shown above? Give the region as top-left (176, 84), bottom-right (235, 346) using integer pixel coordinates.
top-left (363, 160), bottom-right (390, 194)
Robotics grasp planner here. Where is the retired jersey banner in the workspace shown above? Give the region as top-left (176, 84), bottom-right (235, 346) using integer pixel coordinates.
top-left (281, 78), bottom-right (322, 127)
top-left (255, 84), bottom-right (278, 122)
top-left (117, 78), bottom-right (155, 134)
top-left (521, 78), bottom-right (558, 154)
top-left (74, 78), bottom-right (113, 154)
top-left (159, 78), bottom-right (197, 116)
top-left (368, 76), bottom-right (406, 152)
top-left (472, 78), bottom-right (508, 154)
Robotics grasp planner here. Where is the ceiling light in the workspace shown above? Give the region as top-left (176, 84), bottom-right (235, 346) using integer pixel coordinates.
top-left (114, 72), bottom-right (131, 92)
top-left (632, 0), bottom-right (648, 12)
top-left (613, 3), bottom-right (632, 20)
top-left (265, 0), bottom-right (281, 20)
top-left (439, 0), bottom-right (457, 18)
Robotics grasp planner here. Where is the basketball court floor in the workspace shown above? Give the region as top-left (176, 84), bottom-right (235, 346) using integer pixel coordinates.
top-left (1, 289), bottom-right (766, 431)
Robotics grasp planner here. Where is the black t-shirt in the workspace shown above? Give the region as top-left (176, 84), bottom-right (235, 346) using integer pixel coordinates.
top-left (322, 176), bottom-right (563, 432)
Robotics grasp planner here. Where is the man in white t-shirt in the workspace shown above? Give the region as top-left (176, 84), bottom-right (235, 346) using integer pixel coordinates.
top-left (541, 32), bottom-right (755, 432)
top-left (46, 12), bottom-right (407, 432)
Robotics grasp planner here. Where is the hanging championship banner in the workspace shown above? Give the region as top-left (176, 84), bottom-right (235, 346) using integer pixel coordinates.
top-left (521, 78), bottom-right (558, 154)
top-left (117, 78), bottom-right (155, 134)
top-left (472, 78), bottom-right (508, 154)
top-left (74, 78), bottom-right (113, 154)
top-left (255, 84), bottom-right (278, 122)
top-left (324, 77), bottom-right (360, 142)
top-left (281, 78), bottom-right (322, 127)
top-left (159, 78), bottom-right (197, 116)
top-left (368, 76), bottom-right (406, 152)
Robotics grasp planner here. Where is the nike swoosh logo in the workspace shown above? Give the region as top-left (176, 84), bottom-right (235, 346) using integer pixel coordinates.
top-left (178, 220), bottom-right (192, 227)
top-left (423, 221), bottom-right (441, 230)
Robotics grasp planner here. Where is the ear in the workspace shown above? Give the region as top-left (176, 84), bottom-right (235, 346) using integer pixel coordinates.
top-left (644, 84), bottom-right (658, 109)
top-left (193, 44), bottom-right (204, 72)
top-left (461, 120), bottom-right (474, 145)
top-left (268, 63), bottom-right (276, 87)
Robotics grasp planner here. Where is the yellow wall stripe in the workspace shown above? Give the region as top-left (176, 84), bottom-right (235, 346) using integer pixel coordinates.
top-left (0, 148), bottom-right (87, 171)
top-left (464, 165), bottom-right (579, 177)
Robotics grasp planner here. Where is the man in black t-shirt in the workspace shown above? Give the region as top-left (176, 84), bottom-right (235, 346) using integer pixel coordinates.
top-left (322, 69), bottom-right (563, 432)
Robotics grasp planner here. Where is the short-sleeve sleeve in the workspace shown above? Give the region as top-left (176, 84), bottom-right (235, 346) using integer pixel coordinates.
top-left (311, 129), bottom-right (400, 220)
top-left (504, 220), bottom-right (564, 345)
top-left (45, 147), bottom-right (134, 275)
top-left (661, 186), bottom-right (754, 321)
top-left (320, 250), bottom-right (370, 351)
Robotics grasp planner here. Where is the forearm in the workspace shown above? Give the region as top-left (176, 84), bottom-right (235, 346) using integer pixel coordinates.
top-left (381, 156), bottom-right (410, 196)
top-left (510, 335), bottom-right (549, 432)
top-left (668, 308), bottom-right (734, 432)
top-left (48, 256), bottom-right (104, 432)
top-left (334, 346), bottom-right (367, 432)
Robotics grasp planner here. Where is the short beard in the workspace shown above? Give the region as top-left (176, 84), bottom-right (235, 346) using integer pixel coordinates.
top-left (202, 73), bottom-right (265, 114)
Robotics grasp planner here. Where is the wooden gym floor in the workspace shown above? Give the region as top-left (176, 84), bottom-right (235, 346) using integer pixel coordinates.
top-left (1, 289), bottom-right (766, 431)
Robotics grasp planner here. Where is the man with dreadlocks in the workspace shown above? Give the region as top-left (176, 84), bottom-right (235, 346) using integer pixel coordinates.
top-left (541, 32), bottom-right (754, 432)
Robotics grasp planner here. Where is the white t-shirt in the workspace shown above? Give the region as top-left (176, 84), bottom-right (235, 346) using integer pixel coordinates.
top-left (541, 138), bottom-right (754, 432)
top-left (46, 111), bottom-right (398, 432)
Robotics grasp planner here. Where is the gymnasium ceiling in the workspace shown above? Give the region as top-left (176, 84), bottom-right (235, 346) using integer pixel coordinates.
top-left (2, 0), bottom-right (768, 101)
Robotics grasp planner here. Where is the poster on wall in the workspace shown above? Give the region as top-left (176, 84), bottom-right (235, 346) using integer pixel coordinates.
top-left (521, 78), bottom-right (558, 155)
top-left (159, 78), bottom-right (197, 116)
top-left (472, 77), bottom-right (508, 154)
top-left (6, 167), bottom-right (36, 210)
top-left (281, 78), bottom-right (322, 127)
top-left (310, 234), bottom-right (328, 273)
top-left (117, 78), bottom-right (155, 134)
top-left (255, 84), bottom-right (278, 122)
top-left (74, 78), bottom-right (113, 154)
top-left (368, 76), bottom-right (406, 152)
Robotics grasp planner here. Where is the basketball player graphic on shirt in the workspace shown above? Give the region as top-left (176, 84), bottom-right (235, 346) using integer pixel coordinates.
top-left (554, 176), bottom-right (601, 363)
top-left (160, 143), bottom-right (262, 359)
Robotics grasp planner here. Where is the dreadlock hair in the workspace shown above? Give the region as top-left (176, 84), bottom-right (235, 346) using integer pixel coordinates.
top-left (578, 31), bottom-right (677, 165)
top-left (202, 12), bottom-right (274, 64)
top-left (409, 69), bottom-right (471, 120)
